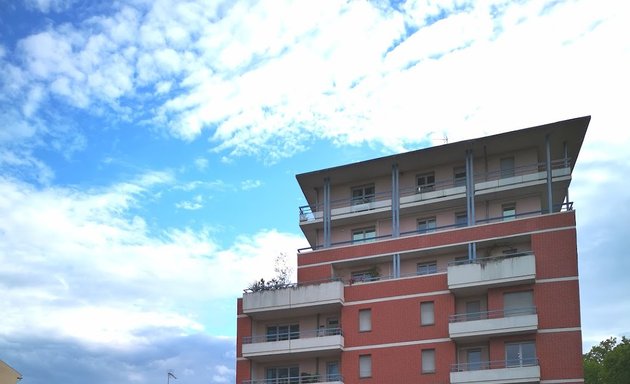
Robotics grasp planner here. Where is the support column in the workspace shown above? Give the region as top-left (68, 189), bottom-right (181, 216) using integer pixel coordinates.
top-left (564, 141), bottom-right (569, 209)
top-left (392, 253), bottom-right (400, 279)
top-left (546, 134), bottom-right (553, 213)
top-left (391, 163), bottom-right (400, 238)
top-left (323, 177), bottom-right (331, 248)
top-left (391, 163), bottom-right (401, 278)
top-left (466, 149), bottom-right (477, 261)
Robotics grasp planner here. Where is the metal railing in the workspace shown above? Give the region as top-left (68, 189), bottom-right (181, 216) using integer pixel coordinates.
top-left (449, 306), bottom-right (537, 323)
top-left (243, 277), bottom-right (342, 293)
top-left (447, 251), bottom-right (534, 267)
top-left (243, 328), bottom-right (342, 344)
top-left (298, 202), bottom-right (573, 252)
top-left (298, 158), bottom-right (572, 223)
top-left (243, 374), bottom-right (343, 384)
top-left (451, 358), bottom-right (539, 372)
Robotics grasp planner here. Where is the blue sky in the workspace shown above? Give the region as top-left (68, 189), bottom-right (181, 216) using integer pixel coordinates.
top-left (1, 0), bottom-right (629, 383)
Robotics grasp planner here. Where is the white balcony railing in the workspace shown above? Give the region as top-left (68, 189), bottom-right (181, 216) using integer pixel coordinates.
top-left (242, 328), bottom-right (344, 359)
top-left (447, 252), bottom-right (536, 291)
top-left (449, 307), bottom-right (538, 339)
top-left (243, 374), bottom-right (343, 384)
top-left (450, 359), bottom-right (540, 384)
top-left (242, 280), bottom-right (344, 315)
top-left (299, 159), bottom-right (571, 224)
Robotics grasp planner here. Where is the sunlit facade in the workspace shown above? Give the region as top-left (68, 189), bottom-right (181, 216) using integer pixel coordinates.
top-left (236, 116), bottom-right (590, 384)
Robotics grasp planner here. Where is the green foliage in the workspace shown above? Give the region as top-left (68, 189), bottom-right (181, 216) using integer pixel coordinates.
top-left (246, 253), bottom-right (293, 292)
top-left (584, 336), bottom-right (630, 384)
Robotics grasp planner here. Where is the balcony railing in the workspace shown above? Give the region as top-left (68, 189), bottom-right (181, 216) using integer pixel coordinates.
top-left (243, 328), bottom-right (342, 344)
top-left (447, 251), bottom-right (534, 267)
top-left (243, 374), bottom-right (343, 384)
top-left (299, 158), bottom-right (571, 223)
top-left (451, 358), bottom-right (539, 372)
top-left (242, 328), bottom-right (344, 359)
top-left (449, 307), bottom-right (537, 323)
top-left (298, 205), bottom-right (573, 252)
top-left (447, 251), bottom-right (536, 291)
top-left (448, 307), bottom-right (538, 340)
top-left (242, 279), bottom-right (344, 315)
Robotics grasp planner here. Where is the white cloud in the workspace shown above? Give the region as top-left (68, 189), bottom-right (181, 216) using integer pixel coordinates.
top-left (240, 179), bottom-right (262, 191)
top-left (3, 0), bottom-right (624, 165)
top-left (0, 172), bottom-right (305, 349)
top-left (194, 157), bottom-right (209, 170)
top-left (24, 0), bottom-right (76, 13)
top-left (175, 194), bottom-right (204, 210)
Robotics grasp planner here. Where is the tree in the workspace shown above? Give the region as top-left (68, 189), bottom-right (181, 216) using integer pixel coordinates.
top-left (246, 253), bottom-right (294, 292)
top-left (602, 337), bottom-right (630, 384)
top-left (584, 336), bottom-right (630, 384)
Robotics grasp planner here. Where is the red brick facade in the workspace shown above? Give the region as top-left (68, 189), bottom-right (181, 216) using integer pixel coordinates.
top-left (236, 117), bottom-right (589, 384)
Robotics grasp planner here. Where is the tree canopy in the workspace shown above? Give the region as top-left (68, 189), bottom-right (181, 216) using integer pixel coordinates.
top-left (584, 336), bottom-right (630, 384)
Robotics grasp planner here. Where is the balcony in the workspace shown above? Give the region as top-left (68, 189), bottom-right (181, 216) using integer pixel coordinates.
top-left (243, 328), bottom-right (344, 360)
top-left (243, 374), bottom-right (344, 384)
top-left (449, 307), bottom-right (538, 340)
top-left (447, 252), bottom-right (536, 293)
top-left (299, 160), bottom-right (570, 224)
top-left (450, 360), bottom-right (540, 384)
top-left (243, 281), bottom-right (344, 318)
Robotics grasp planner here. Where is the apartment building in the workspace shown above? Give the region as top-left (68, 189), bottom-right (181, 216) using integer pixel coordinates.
top-left (236, 116), bottom-right (590, 384)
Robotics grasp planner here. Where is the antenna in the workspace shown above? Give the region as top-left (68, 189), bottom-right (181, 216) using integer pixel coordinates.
top-left (167, 371), bottom-right (177, 384)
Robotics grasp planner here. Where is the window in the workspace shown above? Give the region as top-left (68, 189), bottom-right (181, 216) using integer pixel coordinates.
top-left (352, 270), bottom-right (378, 282)
top-left (266, 366), bottom-right (299, 383)
top-left (454, 255), bottom-right (469, 265)
top-left (352, 227), bottom-right (376, 243)
top-left (421, 349), bottom-right (436, 373)
top-left (417, 172), bottom-right (436, 192)
top-left (266, 324), bottom-right (300, 342)
top-left (506, 341), bottom-right (537, 367)
top-left (359, 355), bottom-right (372, 378)
top-left (417, 217), bottom-right (437, 233)
top-left (465, 300), bottom-right (482, 321)
top-left (352, 184), bottom-right (375, 205)
top-left (467, 349), bottom-right (483, 371)
top-left (504, 291), bottom-right (534, 317)
top-left (455, 212), bottom-right (468, 227)
top-left (500, 157), bottom-right (515, 178)
top-left (420, 302), bottom-right (435, 325)
top-left (326, 361), bottom-right (341, 381)
top-left (502, 204), bottom-right (516, 221)
top-left (359, 309), bottom-right (372, 332)
top-left (417, 261), bottom-right (437, 275)
top-left (454, 166), bottom-right (466, 187)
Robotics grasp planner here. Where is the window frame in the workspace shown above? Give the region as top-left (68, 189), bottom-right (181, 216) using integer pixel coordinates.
top-left (502, 203), bottom-right (516, 221)
top-left (266, 324), bottom-right (300, 342)
top-left (352, 227), bottom-right (376, 244)
top-left (421, 349), bottom-right (436, 374)
top-left (500, 156), bottom-right (515, 178)
top-left (417, 172), bottom-right (436, 192)
top-left (505, 341), bottom-right (537, 367)
top-left (351, 270), bottom-right (378, 283)
top-left (503, 290), bottom-right (534, 317)
top-left (417, 217), bottom-right (437, 233)
top-left (453, 166), bottom-right (466, 187)
top-left (455, 212), bottom-right (467, 227)
top-left (359, 354), bottom-right (372, 378)
top-left (359, 309), bottom-right (372, 332)
top-left (420, 301), bottom-right (435, 326)
top-left (417, 261), bottom-right (438, 276)
top-left (266, 365), bottom-right (300, 382)
top-left (352, 184), bottom-right (375, 205)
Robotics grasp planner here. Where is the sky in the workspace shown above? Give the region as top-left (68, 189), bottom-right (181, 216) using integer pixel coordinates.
top-left (0, 0), bottom-right (629, 383)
